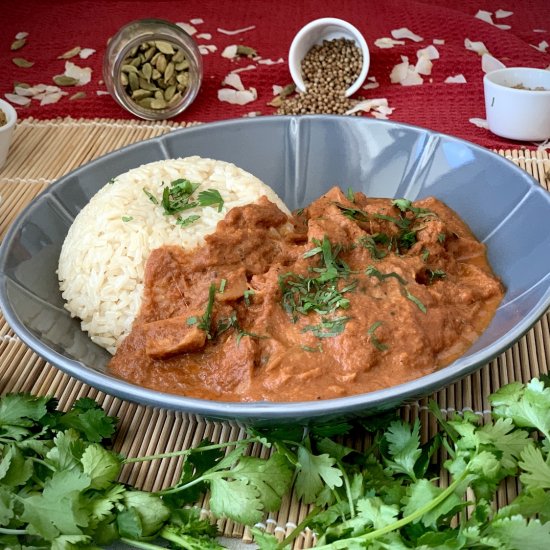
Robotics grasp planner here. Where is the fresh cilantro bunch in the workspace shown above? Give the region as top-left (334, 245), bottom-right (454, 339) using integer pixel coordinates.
top-left (1, 378), bottom-right (550, 550)
top-left (0, 394), bottom-right (291, 549)
top-left (251, 377), bottom-right (550, 549)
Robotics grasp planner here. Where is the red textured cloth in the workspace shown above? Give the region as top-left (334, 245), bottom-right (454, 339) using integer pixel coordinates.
top-left (3, 0), bottom-right (549, 149)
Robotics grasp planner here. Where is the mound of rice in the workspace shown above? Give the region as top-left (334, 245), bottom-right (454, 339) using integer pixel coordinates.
top-left (58, 156), bottom-right (288, 354)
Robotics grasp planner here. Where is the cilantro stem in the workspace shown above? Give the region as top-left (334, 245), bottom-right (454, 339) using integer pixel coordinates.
top-left (124, 437), bottom-right (259, 464)
top-left (313, 469), bottom-right (470, 549)
top-left (0, 527), bottom-right (28, 535)
top-left (276, 506), bottom-right (321, 550)
top-left (120, 537), bottom-right (165, 549)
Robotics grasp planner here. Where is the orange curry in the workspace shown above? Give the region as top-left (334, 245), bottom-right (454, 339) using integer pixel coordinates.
top-left (109, 187), bottom-right (504, 402)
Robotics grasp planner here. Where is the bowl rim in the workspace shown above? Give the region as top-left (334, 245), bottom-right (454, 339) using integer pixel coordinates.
top-left (483, 67), bottom-right (550, 95)
top-left (1, 115), bottom-right (549, 421)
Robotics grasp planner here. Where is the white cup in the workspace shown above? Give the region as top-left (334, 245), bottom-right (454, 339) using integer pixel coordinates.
top-left (288, 18), bottom-right (370, 98)
top-left (484, 67), bottom-right (550, 142)
top-left (0, 99), bottom-right (17, 170)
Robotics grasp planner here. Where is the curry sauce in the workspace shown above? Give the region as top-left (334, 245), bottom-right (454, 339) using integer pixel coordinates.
top-left (109, 188), bottom-right (504, 402)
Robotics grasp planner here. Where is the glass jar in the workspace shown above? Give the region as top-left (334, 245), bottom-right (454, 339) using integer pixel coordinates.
top-left (103, 18), bottom-right (203, 120)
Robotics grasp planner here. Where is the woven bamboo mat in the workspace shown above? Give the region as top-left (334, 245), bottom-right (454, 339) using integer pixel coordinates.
top-left (0, 117), bottom-right (549, 548)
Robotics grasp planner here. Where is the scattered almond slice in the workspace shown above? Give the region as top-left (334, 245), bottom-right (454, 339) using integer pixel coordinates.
top-left (96, 90), bottom-right (110, 96)
top-left (475, 10), bottom-right (494, 25)
top-left (14, 86), bottom-right (35, 97)
top-left (15, 31), bottom-right (28, 40)
top-left (465, 38), bottom-right (489, 56)
top-left (272, 85), bottom-right (283, 96)
top-left (222, 45), bottom-right (238, 59)
top-left (199, 44), bottom-right (218, 55)
top-left (374, 37), bottom-right (406, 49)
top-left (390, 57), bottom-right (410, 83)
top-left (196, 33), bottom-right (212, 40)
top-left (257, 57), bottom-right (284, 65)
top-left (391, 28), bottom-right (423, 42)
top-left (64, 61), bottom-right (92, 85)
top-left (475, 10), bottom-right (511, 30)
top-left (417, 45), bottom-right (439, 60)
top-left (190, 18), bottom-right (204, 25)
top-left (79, 48), bottom-right (96, 59)
top-left (495, 9), bottom-right (513, 18)
top-left (390, 56), bottom-right (424, 86)
top-left (243, 111), bottom-right (261, 117)
top-left (222, 72), bottom-right (245, 91)
top-left (415, 55), bottom-right (433, 76)
top-left (363, 80), bottom-right (380, 90)
top-left (482, 53), bottom-right (505, 73)
top-left (5, 93), bottom-right (31, 106)
top-left (176, 22), bottom-right (197, 36)
top-left (531, 40), bottom-right (549, 53)
top-left (39, 91), bottom-right (67, 106)
top-left (345, 98), bottom-right (394, 118)
top-left (469, 117), bottom-right (489, 129)
top-left (433, 38), bottom-right (445, 45)
top-left (218, 87), bottom-right (257, 105)
top-left (217, 25), bottom-right (256, 36)
top-left (533, 29), bottom-right (547, 33)
top-left (231, 64), bottom-right (257, 74)
top-left (401, 70), bottom-right (424, 86)
top-left (444, 74), bottom-right (467, 84)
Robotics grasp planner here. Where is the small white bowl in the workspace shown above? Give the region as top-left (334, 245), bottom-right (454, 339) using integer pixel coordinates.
top-left (0, 99), bottom-right (17, 170)
top-left (484, 67), bottom-right (550, 142)
top-left (288, 17), bottom-right (370, 98)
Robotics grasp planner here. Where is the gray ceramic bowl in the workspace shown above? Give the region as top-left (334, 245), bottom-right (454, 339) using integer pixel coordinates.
top-left (1, 116), bottom-right (549, 424)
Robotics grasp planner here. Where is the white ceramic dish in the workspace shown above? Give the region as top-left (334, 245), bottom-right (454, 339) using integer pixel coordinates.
top-left (484, 67), bottom-right (550, 141)
top-left (0, 99), bottom-right (17, 170)
top-left (288, 17), bottom-right (370, 97)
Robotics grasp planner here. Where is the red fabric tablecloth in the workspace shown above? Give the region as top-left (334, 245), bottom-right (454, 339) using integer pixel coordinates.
top-left (3, 0), bottom-right (549, 149)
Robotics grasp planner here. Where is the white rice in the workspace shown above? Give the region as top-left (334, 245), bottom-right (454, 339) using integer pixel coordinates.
top-left (58, 156), bottom-right (288, 354)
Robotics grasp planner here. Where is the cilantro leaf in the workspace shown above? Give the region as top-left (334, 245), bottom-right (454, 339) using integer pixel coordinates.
top-left (294, 446), bottom-right (344, 504)
top-left (80, 444), bottom-right (122, 490)
top-left (383, 420), bottom-right (422, 480)
top-left (43, 397), bottom-right (117, 443)
top-left (518, 443), bottom-right (550, 491)
top-left (490, 378), bottom-right (550, 439)
top-left (0, 393), bottom-right (50, 440)
top-left (21, 469), bottom-right (91, 540)
top-left (487, 515), bottom-right (550, 550)
top-left (198, 189), bottom-right (224, 212)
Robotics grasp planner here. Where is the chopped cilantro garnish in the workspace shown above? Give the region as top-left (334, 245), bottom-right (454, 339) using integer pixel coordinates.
top-left (302, 316), bottom-right (352, 338)
top-left (365, 265), bottom-right (407, 285)
top-left (176, 214), bottom-right (200, 227)
top-left (367, 320), bottom-right (389, 351)
top-left (428, 268), bottom-right (446, 283)
top-left (421, 248), bottom-right (430, 262)
top-left (121, 216), bottom-right (133, 222)
top-left (218, 278), bottom-right (227, 293)
top-left (404, 288), bottom-right (427, 313)
top-left (198, 189), bottom-right (224, 212)
top-left (243, 289), bottom-right (255, 306)
top-left (346, 187), bottom-right (355, 202)
top-left (358, 234), bottom-right (389, 260)
top-left (334, 203), bottom-right (369, 222)
top-left (143, 187), bottom-right (159, 205)
top-left (438, 232), bottom-right (447, 243)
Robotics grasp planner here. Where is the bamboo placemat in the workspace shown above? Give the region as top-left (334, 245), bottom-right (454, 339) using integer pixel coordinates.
top-left (0, 117), bottom-right (549, 548)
